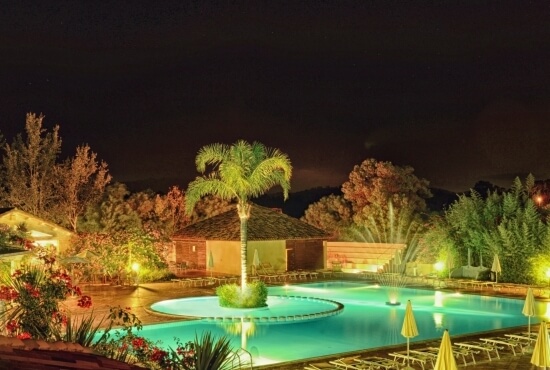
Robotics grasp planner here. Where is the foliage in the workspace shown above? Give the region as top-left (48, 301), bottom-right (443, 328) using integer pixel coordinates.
top-left (52, 144), bottom-right (112, 231)
top-left (68, 230), bottom-right (167, 284)
top-left (80, 183), bottom-right (142, 233)
top-left (0, 247), bottom-right (91, 340)
top-left (0, 223), bottom-right (31, 253)
top-left (1, 114), bottom-right (110, 230)
top-left (301, 194), bottom-right (353, 238)
top-left (150, 185), bottom-right (190, 237)
top-left (416, 215), bottom-right (456, 265)
top-left (2, 113), bottom-right (61, 219)
top-left (53, 310), bottom-right (106, 347)
top-left (93, 306), bottom-right (234, 370)
top-left (185, 140), bottom-right (292, 289)
top-left (216, 281), bottom-right (268, 308)
top-left (341, 158), bottom-right (432, 227)
top-left (339, 159), bottom-right (432, 268)
top-left (191, 332), bottom-right (234, 370)
top-left (189, 194), bottom-right (234, 223)
top-left (428, 175), bottom-right (548, 284)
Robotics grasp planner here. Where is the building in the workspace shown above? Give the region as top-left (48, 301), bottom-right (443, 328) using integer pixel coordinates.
top-left (0, 208), bottom-right (75, 271)
top-left (171, 205), bottom-right (329, 275)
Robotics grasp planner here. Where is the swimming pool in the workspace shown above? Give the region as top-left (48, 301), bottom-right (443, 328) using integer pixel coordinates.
top-left (137, 281), bottom-right (543, 366)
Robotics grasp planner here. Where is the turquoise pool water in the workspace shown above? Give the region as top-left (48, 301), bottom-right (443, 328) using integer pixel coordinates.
top-left (135, 282), bottom-right (544, 366)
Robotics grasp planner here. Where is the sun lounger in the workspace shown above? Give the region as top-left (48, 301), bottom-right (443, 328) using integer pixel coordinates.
top-left (354, 356), bottom-right (398, 369)
top-left (480, 336), bottom-right (523, 355)
top-left (327, 355), bottom-right (362, 369)
top-left (170, 278), bottom-right (192, 287)
top-left (455, 340), bottom-right (500, 361)
top-left (317, 269), bottom-right (333, 278)
top-left (504, 333), bottom-right (537, 344)
top-left (304, 361), bottom-right (341, 370)
top-left (414, 345), bottom-right (479, 366)
top-left (389, 350), bottom-right (429, 370)
top-left (410, 348), bottom-right (438, 367)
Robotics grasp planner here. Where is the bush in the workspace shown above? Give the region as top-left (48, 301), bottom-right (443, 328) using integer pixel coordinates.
top-left (0, 248), bottom-right (91, 340)
top-left (216, 281), bottom-right (268, 308)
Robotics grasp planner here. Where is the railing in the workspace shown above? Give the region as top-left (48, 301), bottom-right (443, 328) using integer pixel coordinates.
top-left (231, 347), bottom-right (253, 369)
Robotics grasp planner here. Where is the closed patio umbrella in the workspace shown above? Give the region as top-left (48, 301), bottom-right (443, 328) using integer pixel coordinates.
top-left (208, 250), bottom-right (214, 277)
top-left (253, 249), bottom-right (260, 275)
top-left (531, 321), bottom-right (550, 367)
top-left (434, 330), bottom-right (457, 370)
top-left (491, 254), bottom-right (502, 283)
top-left (401, 300), bottom-right (419, 370)
top-left (523, 287), bottom-right (536, 353)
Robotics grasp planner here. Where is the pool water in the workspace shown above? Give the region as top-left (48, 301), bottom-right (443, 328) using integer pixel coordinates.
top-left (131, 282), bottom-right (543, 365)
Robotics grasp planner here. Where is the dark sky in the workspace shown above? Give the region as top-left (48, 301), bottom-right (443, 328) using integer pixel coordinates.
top-left (1, 1), bottom-right (550, 193)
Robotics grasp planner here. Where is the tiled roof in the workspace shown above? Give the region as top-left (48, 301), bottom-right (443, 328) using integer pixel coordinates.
top-left (0, 336), bottom-right (143, 369)
top-left (173, 204), bottom-right (328, 241)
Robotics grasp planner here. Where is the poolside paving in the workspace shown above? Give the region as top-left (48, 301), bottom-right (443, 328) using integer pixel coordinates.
top-left (66, 274), bottom-right (547, 369)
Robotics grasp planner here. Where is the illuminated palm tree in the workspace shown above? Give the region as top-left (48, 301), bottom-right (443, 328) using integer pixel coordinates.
top-left (185, 140), bottom-right (292, 289)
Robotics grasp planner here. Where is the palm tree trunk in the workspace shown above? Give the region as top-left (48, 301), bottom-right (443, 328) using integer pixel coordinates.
top-left (238, 203), bottom-right (251, 290)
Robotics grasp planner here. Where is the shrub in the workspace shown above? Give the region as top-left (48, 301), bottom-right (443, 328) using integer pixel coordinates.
top-left (216, 281), bottom-right (268, 308)
top-left (0, 248), bottom-right (91, 340)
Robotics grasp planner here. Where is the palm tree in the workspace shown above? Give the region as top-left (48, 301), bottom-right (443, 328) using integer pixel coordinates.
top-left (185, 140), bottom-right (292, 289)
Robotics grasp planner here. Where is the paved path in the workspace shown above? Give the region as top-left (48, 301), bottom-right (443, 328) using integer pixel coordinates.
top-left (65, 277), bottom-right (545, 369)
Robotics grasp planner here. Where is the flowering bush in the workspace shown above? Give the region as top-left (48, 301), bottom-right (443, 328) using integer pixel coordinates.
top-left (0, 246), bottom-right (90, 340)
top-left (0, 240), bottom-right (234, 369)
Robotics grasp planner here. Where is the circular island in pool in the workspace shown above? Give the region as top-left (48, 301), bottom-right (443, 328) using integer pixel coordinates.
top-left (149, 295), bottom-right (344, 324)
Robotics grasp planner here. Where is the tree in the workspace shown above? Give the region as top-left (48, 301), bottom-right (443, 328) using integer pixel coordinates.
top-left (2, 113), bottom-right (61, 218)
top-left (431, 175), bottom-right (548, 284)
top-left (79, 183), bottom-right (142, 233)
top-left (185, 140), bottom-right (292, 290)
top-left (301, 194), bottom-right (352, 238)
top-left (340, 159), bottom-right (431, 263)
top-left (341, 158), bottom-right (431, 225)
top-left (189, 194), bottom-right (234, 223)
top-left (52, 145), bottom-right (112, 231)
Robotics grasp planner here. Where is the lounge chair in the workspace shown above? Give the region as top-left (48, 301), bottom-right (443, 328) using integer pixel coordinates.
top-left (304, 362), bottom-right (342, 370)
top-left (354, 356), bottom-right (398, 369)
top-left (414, 346), bottom-right (476, 367)
top-left (258, 262), bottom-right (283, 282)
top-left (389, 350), bottom-right (429, 370)
top-left (328, 355), bottom-right (362, 369)
top-left (455, 340), bottom-right (500, 361)
top-left (480, 336), bottom-right (524, 356)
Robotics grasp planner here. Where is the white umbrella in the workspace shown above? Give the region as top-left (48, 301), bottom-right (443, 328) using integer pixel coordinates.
top-left (208, 250), bottom-right (214, 277)
top-left (253, 249), bottom-right (260, 275)
top-left (523, 287), bottom-right (536, 353)
top-left (531, 321), bottom-right (550, 367)
top-left (434, 330), bottom-right (458, 370)
top-left (401, 300), bottom-right (419, 370)
top-left (491, 254), bottom-right (502, 283)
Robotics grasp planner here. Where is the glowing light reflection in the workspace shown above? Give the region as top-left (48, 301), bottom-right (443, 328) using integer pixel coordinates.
top-left (434, 291), bottom-right (443, 307)
top-left (433, 312), bottom-right (443, 329)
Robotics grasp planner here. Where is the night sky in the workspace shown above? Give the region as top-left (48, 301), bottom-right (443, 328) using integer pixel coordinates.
top-left (1, 1), bottom-right (550, 193)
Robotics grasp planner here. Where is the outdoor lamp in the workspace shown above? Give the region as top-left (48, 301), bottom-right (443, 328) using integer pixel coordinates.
top-left (434, 262), bottom-right (444, 272)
